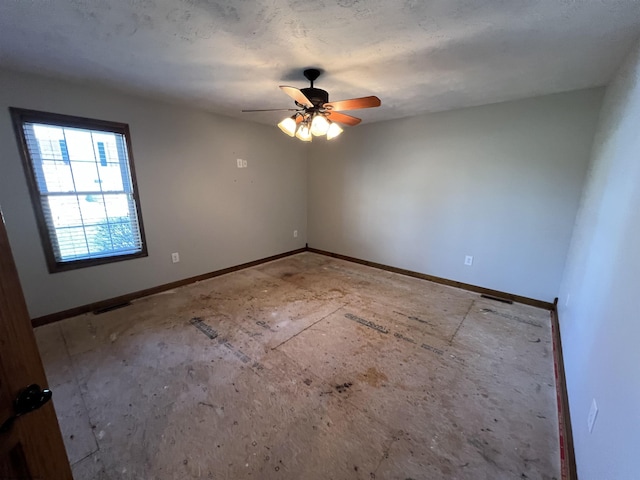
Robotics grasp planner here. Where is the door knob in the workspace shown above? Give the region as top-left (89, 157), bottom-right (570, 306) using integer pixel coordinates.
top-left (0, 384), bottom-right (52, 433)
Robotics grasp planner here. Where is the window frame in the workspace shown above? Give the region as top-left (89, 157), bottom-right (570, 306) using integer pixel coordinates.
top-left (9, 107), bottom-right (148, 273)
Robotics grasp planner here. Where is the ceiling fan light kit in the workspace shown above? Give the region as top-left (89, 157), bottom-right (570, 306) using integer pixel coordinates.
top-left (310, 114), bottom-right (330, 136)
top-left (326, 122), bottom-right (343, 140)
top-left (277, 116), bottom-right (298, 137)
top-left (295, 123), bottom-right (313, 142)
top-left (243, 68), bottom-right (381, 142)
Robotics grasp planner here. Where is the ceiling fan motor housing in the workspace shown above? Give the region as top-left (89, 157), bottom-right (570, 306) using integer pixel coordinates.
top-left (301, 88), bottom-right (329, 108)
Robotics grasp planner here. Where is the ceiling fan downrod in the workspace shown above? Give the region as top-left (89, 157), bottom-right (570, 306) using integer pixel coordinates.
top-left (303, 68), bottom-right (321, 88)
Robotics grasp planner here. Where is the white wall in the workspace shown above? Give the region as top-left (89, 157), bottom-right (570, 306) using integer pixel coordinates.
top-left (558, 40), bottom-right (640, 479)
top-left (308, 90), bottom-right (603, 302)
top-left (0, 69), bottom-right (307, 318)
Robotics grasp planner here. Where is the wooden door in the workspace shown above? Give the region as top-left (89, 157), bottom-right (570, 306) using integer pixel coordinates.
top-left (0, 208), bottom-right (72, 478)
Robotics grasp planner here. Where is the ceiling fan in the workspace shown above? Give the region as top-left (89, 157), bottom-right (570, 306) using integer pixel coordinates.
top-left (242, 68), bottom-right (381, 141)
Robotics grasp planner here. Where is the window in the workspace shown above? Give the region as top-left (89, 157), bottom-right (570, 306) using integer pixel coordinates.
top-left (10, 108), bottom-right (147, 273)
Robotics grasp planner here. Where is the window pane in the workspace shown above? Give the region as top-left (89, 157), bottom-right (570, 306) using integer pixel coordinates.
top-left (70, 160), bottom-right (100, 192)
top-left (33, 125), bottom-right (65, 161)
top-left (85, 225), bottom-right (112, 255)
top-left (104, 194), bottom-right (131, 219)
top-left (47, 196), bottom-right (82, 228)
top-left (56, 226), bottom-right (89, 261)
top-left (79, 194), bottom-right (108, 225)
top-left (94, 220), bottom-right (136, 253)
top-left (64, 129), bottom-right (95, 162)
top-left (98, 162), bottom-right (125, 192)
top-left (93, 132), bottom-right (126, 191)
top-left (42, 160), bottom-right (75, 192)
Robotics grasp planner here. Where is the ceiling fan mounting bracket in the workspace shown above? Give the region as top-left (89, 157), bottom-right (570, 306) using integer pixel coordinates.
top-left (303, 68), bottom-right (322, 86)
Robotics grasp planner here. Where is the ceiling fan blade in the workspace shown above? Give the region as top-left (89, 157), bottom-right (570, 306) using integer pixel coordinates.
top-left (327, 111), bottom-right (361, 126)
top-left (280, 86), bottom-right (314, 108)
top-left (241, 108), bottom-right (299, 112)
top-left (324, 96), bottom-right (381, 111)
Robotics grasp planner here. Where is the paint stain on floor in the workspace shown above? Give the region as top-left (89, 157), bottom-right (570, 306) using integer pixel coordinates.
top-left (359, 367), bottom-right (388, 387)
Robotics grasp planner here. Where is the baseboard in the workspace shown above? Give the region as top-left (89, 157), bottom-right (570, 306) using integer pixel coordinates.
top-left (551, 299), bottom-right (578, 480)
top-left (35, 245), bottom-right (553, 323)
top-left (308, 247), bottom-right (554, 310)
top-left (31, 248), bottom-right (307, 327)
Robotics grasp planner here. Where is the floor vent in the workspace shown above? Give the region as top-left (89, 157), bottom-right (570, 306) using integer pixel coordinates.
top-left (481, 294), bottom-right (513, 304)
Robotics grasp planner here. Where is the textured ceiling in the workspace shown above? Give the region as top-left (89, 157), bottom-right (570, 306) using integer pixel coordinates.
top-left (1, 0), bottom-right (639, 126)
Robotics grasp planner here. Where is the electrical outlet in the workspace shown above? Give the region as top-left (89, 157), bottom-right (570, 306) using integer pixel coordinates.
top-left (242, 159), bottom-right (247, 168)
top-left (464, 255), bottom-right (473, 266)
top-left (293, 230), bottom-right (298, 238)
top-left (171, 252), bottom-right (180, 263)
top-left (237, 158), bottom-right (243, 168)
top-left (587, 398), bottom-right (598, 433)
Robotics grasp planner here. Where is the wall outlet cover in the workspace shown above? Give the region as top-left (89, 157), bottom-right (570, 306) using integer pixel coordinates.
top-left (464, 255), bottom-right (473, 266)
top-left (171, 252), bottom-right (180, 263)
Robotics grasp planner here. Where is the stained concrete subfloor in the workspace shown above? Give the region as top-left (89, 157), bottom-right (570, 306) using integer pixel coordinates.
top-left (35, 252), bottom-right (560, 480)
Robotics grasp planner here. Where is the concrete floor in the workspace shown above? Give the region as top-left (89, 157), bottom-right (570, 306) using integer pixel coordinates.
top-left (35, 252), bottom-right (560, 480)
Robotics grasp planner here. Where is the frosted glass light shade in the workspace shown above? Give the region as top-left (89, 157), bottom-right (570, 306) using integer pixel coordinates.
top-left (326, 122), bottom-right (343, 140)
top-left (310, 115), bottom-right (330, 136)
top-left (277, 117), bottom-right (297, 137)
top-left (295, 124), bottom-right (312, 142)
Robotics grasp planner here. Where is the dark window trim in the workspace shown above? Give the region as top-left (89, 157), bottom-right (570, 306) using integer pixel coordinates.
top-left (9, 107), bottom-right (148, 273)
